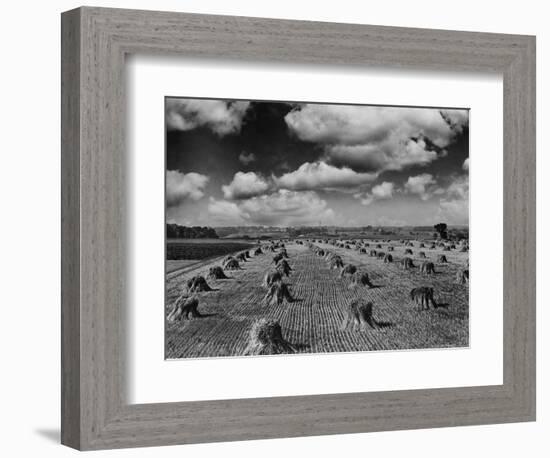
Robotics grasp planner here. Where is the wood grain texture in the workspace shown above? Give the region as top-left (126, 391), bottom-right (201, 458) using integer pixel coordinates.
top-left (60, 7), bottom-right (81, 449)
top-left (61, 6), bottom-right (536, 450)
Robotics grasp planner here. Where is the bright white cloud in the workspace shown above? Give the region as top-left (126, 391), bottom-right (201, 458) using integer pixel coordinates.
top-left (285, 104), bottom-right (468, 172)
top-left (275, 161), bottom-right (377, 191)
top-left (166, 171), bottom-right (209, 207)
top-left (372, 182), bottom-right (395, 199)
top-left (166, 99), bottom-right (250, 136)
top-left (327, 137), bottom-right (440, 173)
top-left (405, 173), bottom-right (437, 200)
top-left (208, 190), bottom-right (335, 226)
top-left (286, 104), bottom-right (467, 147)
top-left (356, 181), bottom-right (395, 206)
top-left (221, 161), bottom-right (377, 200)
top-left (222, 172), bottom-right (271, 200)
top-left (207, 198), bottom-right (245, 223)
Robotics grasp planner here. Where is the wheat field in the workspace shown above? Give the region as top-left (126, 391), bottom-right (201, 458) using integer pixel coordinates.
top-left (165, 239), bottom-right (469, 359)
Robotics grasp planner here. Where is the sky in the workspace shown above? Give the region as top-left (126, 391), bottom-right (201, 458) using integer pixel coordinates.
top-left (165, 98), bottom-right (469, 227)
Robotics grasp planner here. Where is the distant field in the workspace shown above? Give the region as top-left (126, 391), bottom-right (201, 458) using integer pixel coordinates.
top-left (167, 238), bottom-right (255, 244)
top-left (293, 231), bottom-right (465, 241)
top-left (165, 239), bottom-right (469, 359)
top-left (166, 238), bottom-right (255, 260)
top-left (166, 260), bottom-right (201, 274)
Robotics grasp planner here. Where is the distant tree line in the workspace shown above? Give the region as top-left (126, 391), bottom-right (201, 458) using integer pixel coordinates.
top-left (286, 227), bottom-right (329, 236)
top-left (166, 224), bottom-right (219, 239)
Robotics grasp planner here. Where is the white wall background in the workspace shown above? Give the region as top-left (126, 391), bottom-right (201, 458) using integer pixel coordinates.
top-left (0, 1), bottom-right (546, 456)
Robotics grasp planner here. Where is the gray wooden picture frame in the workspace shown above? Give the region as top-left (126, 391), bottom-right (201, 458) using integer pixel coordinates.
top-left (61, 6), bottom-right (536, 451)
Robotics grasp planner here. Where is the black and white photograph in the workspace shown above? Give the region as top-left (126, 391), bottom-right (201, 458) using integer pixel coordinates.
top-left (1, 0), bottom-right (542, 454)
top-left (165, 97), bottom-right (470, 359)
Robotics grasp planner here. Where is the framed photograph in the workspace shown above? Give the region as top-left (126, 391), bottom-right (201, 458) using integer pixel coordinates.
top-left (61, 7), bottom-right (536, 450)
top-left (164, 97), bottom-right (471, 360)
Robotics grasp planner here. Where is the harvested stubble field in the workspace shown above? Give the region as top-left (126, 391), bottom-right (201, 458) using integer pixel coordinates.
top-left (165, 239), bottom-right (469, 359)
top-left (166, 239), bottom-right (256, 277)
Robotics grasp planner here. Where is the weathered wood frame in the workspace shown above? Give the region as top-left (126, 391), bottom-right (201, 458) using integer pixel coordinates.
top-left (61, 6), bottom-right (536, 450)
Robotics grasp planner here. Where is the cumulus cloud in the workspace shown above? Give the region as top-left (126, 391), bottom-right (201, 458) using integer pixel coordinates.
top-left (238, 151), bottom-right (256, 165)
top-left (327, 137), bottom-right (440, 173)
top-left (221, 161), bottom-right (377, 201)
top-left (208, 190), bottom-right (335, 226)
top-left (405, 174), bottom-right (437, 200)
top-left (372, 181), bottom-right (395, 199)
top-left (285, 104), bottom-right (468, 172)
top-left (445, 174), bottom-right (469, 200)
top-left (206, 198), bottom-right (244, 223)
top-left (463, 158), bottom-right (470, 171)
top-left (222, 171), bottom-right (271, 200)
top-left (356, 181), bottom-right (395, 206)
top-left (437, 175), bottom-right (469, 224)
top-left (275, 161), bottom-right (377, 191)
top-left (166, 99), bottom-right (250, 136)
top-left (166, 171), bottom-right (209, 207)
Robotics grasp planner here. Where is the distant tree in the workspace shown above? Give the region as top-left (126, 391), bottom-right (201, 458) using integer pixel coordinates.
top-left (434, 223), bottom-right (448, 240)
top-left (166, 224), bottom-right (219, 239)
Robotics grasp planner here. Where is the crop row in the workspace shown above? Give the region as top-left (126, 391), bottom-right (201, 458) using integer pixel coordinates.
top-left (165, 238), bottom-right (469, 359)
